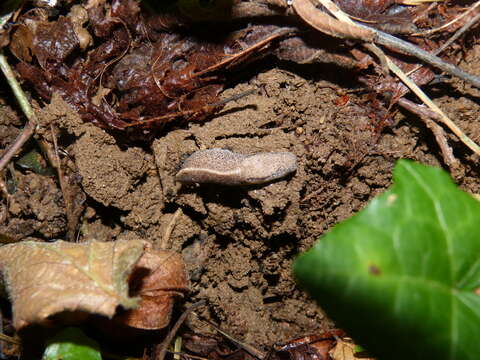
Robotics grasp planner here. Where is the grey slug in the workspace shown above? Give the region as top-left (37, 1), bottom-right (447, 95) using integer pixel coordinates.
top-left (176, 148), bottom-right (297, 185)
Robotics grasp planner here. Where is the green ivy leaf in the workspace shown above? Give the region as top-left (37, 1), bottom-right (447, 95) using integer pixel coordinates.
top-left (42, 327), bottom-right (102, 360)
top-left (294, 160), bottom-right (480, 360)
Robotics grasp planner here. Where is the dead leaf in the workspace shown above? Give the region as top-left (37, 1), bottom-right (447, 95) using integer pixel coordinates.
top-left (330, 339), bottom-right (375, 360)
top-left (115, 249), bottom-right (189, 330)
top-left (330, 340), bottom-right (355, 360)
top-left (67, 5), bottom-right (92, 50)
top-left (10, 24), bottom-right (34, 62)
top-left (33, 16), bottom-right (79, 71)
top-left (0, 239), bottom-right (146, 330)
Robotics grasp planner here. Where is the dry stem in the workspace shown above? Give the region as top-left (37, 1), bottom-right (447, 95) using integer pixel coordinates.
top-left (398, 98), bottom-right (459, 169)
top-left (159, 208), bottom-right (183, 249)
top-left (0, 51), bottom-right (38, 172)
top-left (294, 0), bottom-right (480, 156)
top-left (155, 301), bottom-right (206, 360)
top-left (292, 0), bottom-right (480, 88)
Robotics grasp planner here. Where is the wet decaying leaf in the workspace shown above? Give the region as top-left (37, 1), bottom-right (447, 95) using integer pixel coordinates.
top-left (335, 0), bottom-right (416, 34)
top-left (7, 0), bottom-right (479, 142)
top-left (9, 0), bottom-right (287, 132)
top-left (0, 239), bottom-right (188, 330)
top-left (116, 249), bottom-right (189, 330)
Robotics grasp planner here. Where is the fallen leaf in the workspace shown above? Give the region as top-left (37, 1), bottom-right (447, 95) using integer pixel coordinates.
top-left (329, 340), bottom-right (355, 360)
top-left (330, 340), bottom-right (375, 360)
top-left (0, 239), bottom-right (146, 329)
top-left (10, 24), bottom-right (34, 62)
top-left (116, 249), bottom-right (189, 330)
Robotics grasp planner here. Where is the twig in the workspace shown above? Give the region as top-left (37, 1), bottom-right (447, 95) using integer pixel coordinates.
top-left (384, 54), bottom-right (480, 155)
top-left (432, 12), bottom-right (480, 54)
top-left (124, 89), bottom-right (256, 128)
top-left (398, 98), bottom-right (459, 168)
top-left (155, 301), bottom-right (206, 360)
top-left (0, 332), bottom-right (20, 345)
top-left (173, 336), bottom-right (182, 360)
top-left (292, 0), bottom-right (480, 89)
top-left (374, 30), bottom-right (480, 88)
top-left (413, 0), bottom-right (480, 36)
top-left (159, 208), bottom-right (183, 249)
top-left (301, 185), bottom-right (324, 203)
top-left (192, 312), bottom-right (267, 359)
top-left (211, 88), bottom-right (258, 107)
top-left (0, 51), bottom-right (38, 172)
top-left (294, 0), bottom-right (480, 155)
top-left (49, 124), bottom-right (82, 241)
top-left (407, 10), bottom-right (480, 76)
top-left (191, 27), bottom-right (296, 78)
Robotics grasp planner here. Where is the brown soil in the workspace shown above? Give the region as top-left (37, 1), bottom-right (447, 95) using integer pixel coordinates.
top-left (2, 46), bottom-right (480, 350)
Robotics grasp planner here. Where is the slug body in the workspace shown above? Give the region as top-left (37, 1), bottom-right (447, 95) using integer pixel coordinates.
top-left (176, 149), bottom-right (297, 185)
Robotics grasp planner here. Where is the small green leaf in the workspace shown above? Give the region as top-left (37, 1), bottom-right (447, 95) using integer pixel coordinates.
top-left (43, 327), bottom-right (102, 360)
top-left (294, 160), bottom-right (480, 360)
top-left (16, 148), bottom-right (55, 176)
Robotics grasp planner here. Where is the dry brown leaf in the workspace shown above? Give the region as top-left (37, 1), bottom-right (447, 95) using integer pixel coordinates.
top-left (330, 339), bottom-right (376, 360)
top-left (0, 239), bottom-right (146, 330)
top-left (115, 249), bottom-right (189, 330)
top-left (9, 24), bottom-right (34, 62)
top-left (330, 340), bottom-right (356, 360)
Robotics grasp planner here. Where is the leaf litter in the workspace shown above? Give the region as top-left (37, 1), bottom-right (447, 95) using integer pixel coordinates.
top-left (2, 0), bottom-right (480, 358)
top-left (0, 239), bottom-right (187, 331)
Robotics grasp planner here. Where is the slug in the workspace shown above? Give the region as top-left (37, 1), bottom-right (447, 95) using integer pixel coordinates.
top-left (176, 148), bottom-right (297, 185)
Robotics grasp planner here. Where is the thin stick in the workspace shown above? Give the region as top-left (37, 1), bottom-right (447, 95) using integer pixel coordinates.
top-left (413, 1), bottom-right (480, 36)
top-left (407, 11), bottom-right (480, 76)
top-left (384, 55), bottom-right (480, 155)
top-left (211, 88), bottom-right (257, 107)
top-left (0, 332), bottom-right (20, 345)
top-left (431, 12), bottom-right (480, 53)
top-left (292, 0), bottom-right (480, 89)
top-left (0, 51), bottom-right (38, 172)
top-left (173, 336), bottom-right (182, 360)
top-left (398, 98), bottom-right (459, 168)
top-left (373, 30), bottom-right (480, 88)
top-left (298, 0), bottom-right (480, 155)
top-left (159, 208), bottom-right (183, 249)
top-left (49, 124), bottom-right (79, 241)
top-left (192, 313), bottom-right (267, 360)
top-left (155, 301), bottom-right (206, 360)
top-left (191, 28), bottom-right (296, 78)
